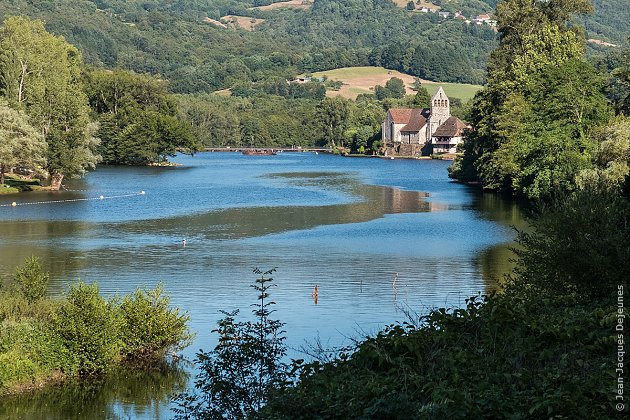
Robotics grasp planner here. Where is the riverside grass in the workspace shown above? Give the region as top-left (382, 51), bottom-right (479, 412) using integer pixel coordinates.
top-left (0, 174), bottom-right (43, 194)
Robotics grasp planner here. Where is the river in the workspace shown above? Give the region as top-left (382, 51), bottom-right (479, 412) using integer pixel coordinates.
top-left (0, 152), bottom-right (525, 419)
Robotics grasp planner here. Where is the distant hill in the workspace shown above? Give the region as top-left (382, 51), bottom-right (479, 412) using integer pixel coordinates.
top-left (435, 0), bottom-right (629, 45)
top-left (579, 0), bottom-right (630, 46)
top-left (0, 0), bottom-right (627, 94)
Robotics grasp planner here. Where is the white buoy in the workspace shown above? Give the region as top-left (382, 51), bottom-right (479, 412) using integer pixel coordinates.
top-left (140, 191), bottom-right (146, 195)
top-left (99, 195), bottom-right (104, 200)
top-left (11, 202), bottom-right (17, 207)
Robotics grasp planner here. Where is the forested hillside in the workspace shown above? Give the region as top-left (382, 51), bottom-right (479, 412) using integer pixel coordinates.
top-left (0, 1), bottom-right (626, 94)
top-left (0, 0), bottom-right (628, 165)
top-left (437, 0), bottom-right (628, 45)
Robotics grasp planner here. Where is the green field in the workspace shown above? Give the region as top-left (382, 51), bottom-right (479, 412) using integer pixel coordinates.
top-left (313, 66), bottom-right (396, 78)
top-left (311, 66), bottom-right (483, 101)
top-left (421, 82), bottom-right (483, 102)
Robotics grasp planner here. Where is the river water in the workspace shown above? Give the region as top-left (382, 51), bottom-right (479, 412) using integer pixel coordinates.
top-left (0, 152), bottom-right (525, 419)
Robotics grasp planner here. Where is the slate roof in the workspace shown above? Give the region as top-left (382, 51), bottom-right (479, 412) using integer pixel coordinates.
top-left (433, 116), bottom-right (468, 137)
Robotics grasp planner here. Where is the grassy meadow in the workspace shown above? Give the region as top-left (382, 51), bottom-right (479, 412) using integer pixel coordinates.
top-left (311, 66), bottom-right (483, 101)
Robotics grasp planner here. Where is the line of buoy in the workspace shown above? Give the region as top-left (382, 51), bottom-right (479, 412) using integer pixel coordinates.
top-left (1, 191), bottom-right (146, 207)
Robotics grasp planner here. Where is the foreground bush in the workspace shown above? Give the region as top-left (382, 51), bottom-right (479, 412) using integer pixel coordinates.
top-left (173, 268), bottom-right (288, 419)
top-left (260, 189), bottom-right (625, 418)
top-left (119, 284), bottom-right (192, 361)
top-left (264, 292), bottom-right (615, 418)
top-left (54, 282), bottom-right (122, 375)
top-left (513, 189), bottom-right (630, 301)
top-left (12, 256), bottom-right (49, 303)
top-left (0, 263), bottom-right (191, 394)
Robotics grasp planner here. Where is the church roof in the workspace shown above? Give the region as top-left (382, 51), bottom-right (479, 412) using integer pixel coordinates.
top-left (401, 109), bottom-right (427, 132)
top-left (433, 116), bottom-right (468, 137)
top-left (431, 86), bottom-right (448, 101)
top-left (388, 109), bottom-right (414, 124)
top-left (388, 108), bottom-right (429, 132)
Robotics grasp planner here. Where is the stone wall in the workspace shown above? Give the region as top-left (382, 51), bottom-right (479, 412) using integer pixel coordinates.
top-left (385, 143), bottom-right (423, 156)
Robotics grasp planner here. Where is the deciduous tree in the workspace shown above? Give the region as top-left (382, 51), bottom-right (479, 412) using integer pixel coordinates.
top-left (450, 0), bottom-right (613, 199)
top-left (0, 101), bottom-right (46, 185)
top-left (0, 16), bottom-right (99, 189)
top-left (317, 97), bottom-right (350, 147)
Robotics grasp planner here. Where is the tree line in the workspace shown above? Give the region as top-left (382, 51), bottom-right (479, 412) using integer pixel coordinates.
top-left (449, 0), bottom-right (630, 200)
top-left (0, 17), bottom-right (200, 189)
top-left (1, 15), bottom-right (470, 190)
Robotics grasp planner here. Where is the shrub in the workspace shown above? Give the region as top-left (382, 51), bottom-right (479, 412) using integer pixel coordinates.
top-left (119, 284), bottom-right (192, 361)
top-left (512, 189), bottom-right (630, 301)
top-left (265, 293), bottom-right (615, 418)
top-left (0, 270), bottom-right (191, 395)
top-left (0, 351), bottom-right (37, 389)
top-left (53, 282), bottom-right (122, 375)
top-left (174, 268), bottom-right (288, 419)
top-left (13, 256), bottom-right (49, 303)
top-left (0, 318), bottom-right (66, 392)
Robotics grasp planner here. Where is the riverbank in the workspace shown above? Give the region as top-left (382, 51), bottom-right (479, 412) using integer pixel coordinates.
top-left (0, 174), bottom-right (48, 195)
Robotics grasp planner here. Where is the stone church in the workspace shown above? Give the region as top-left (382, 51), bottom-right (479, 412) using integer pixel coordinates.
top-left (381, 87), bottom-right (467, 156)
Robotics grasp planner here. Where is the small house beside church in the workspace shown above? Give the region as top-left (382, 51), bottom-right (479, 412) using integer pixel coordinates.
top-left (381, 87), bottom-right (467, 156)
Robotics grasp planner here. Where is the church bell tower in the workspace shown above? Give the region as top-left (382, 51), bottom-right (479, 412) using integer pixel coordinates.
top-left (429, 86), bottom-right (450, 139)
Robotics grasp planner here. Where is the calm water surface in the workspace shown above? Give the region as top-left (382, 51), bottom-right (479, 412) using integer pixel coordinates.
top-left (0, 153), bottom-right (525, 419)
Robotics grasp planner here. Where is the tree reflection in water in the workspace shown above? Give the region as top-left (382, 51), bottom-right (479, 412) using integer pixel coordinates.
top-left (0, 360), bottom-right (190, 419)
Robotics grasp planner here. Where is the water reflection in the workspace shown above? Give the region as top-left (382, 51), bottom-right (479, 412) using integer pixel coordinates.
top-left (115, 172), bottom-right (441, 240)
top-left (0, 154), bottom-right (527, 418)
top-left (0, 220), bottom-right (90, 284)
top-left (0, 362), bottom-right (189, 420)
top-left (0, 172), bottom-right (443, 283)
top-left (471, 191), bottom-right (529, 289)
top-left (470, 191), bottom-right (530, 231)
